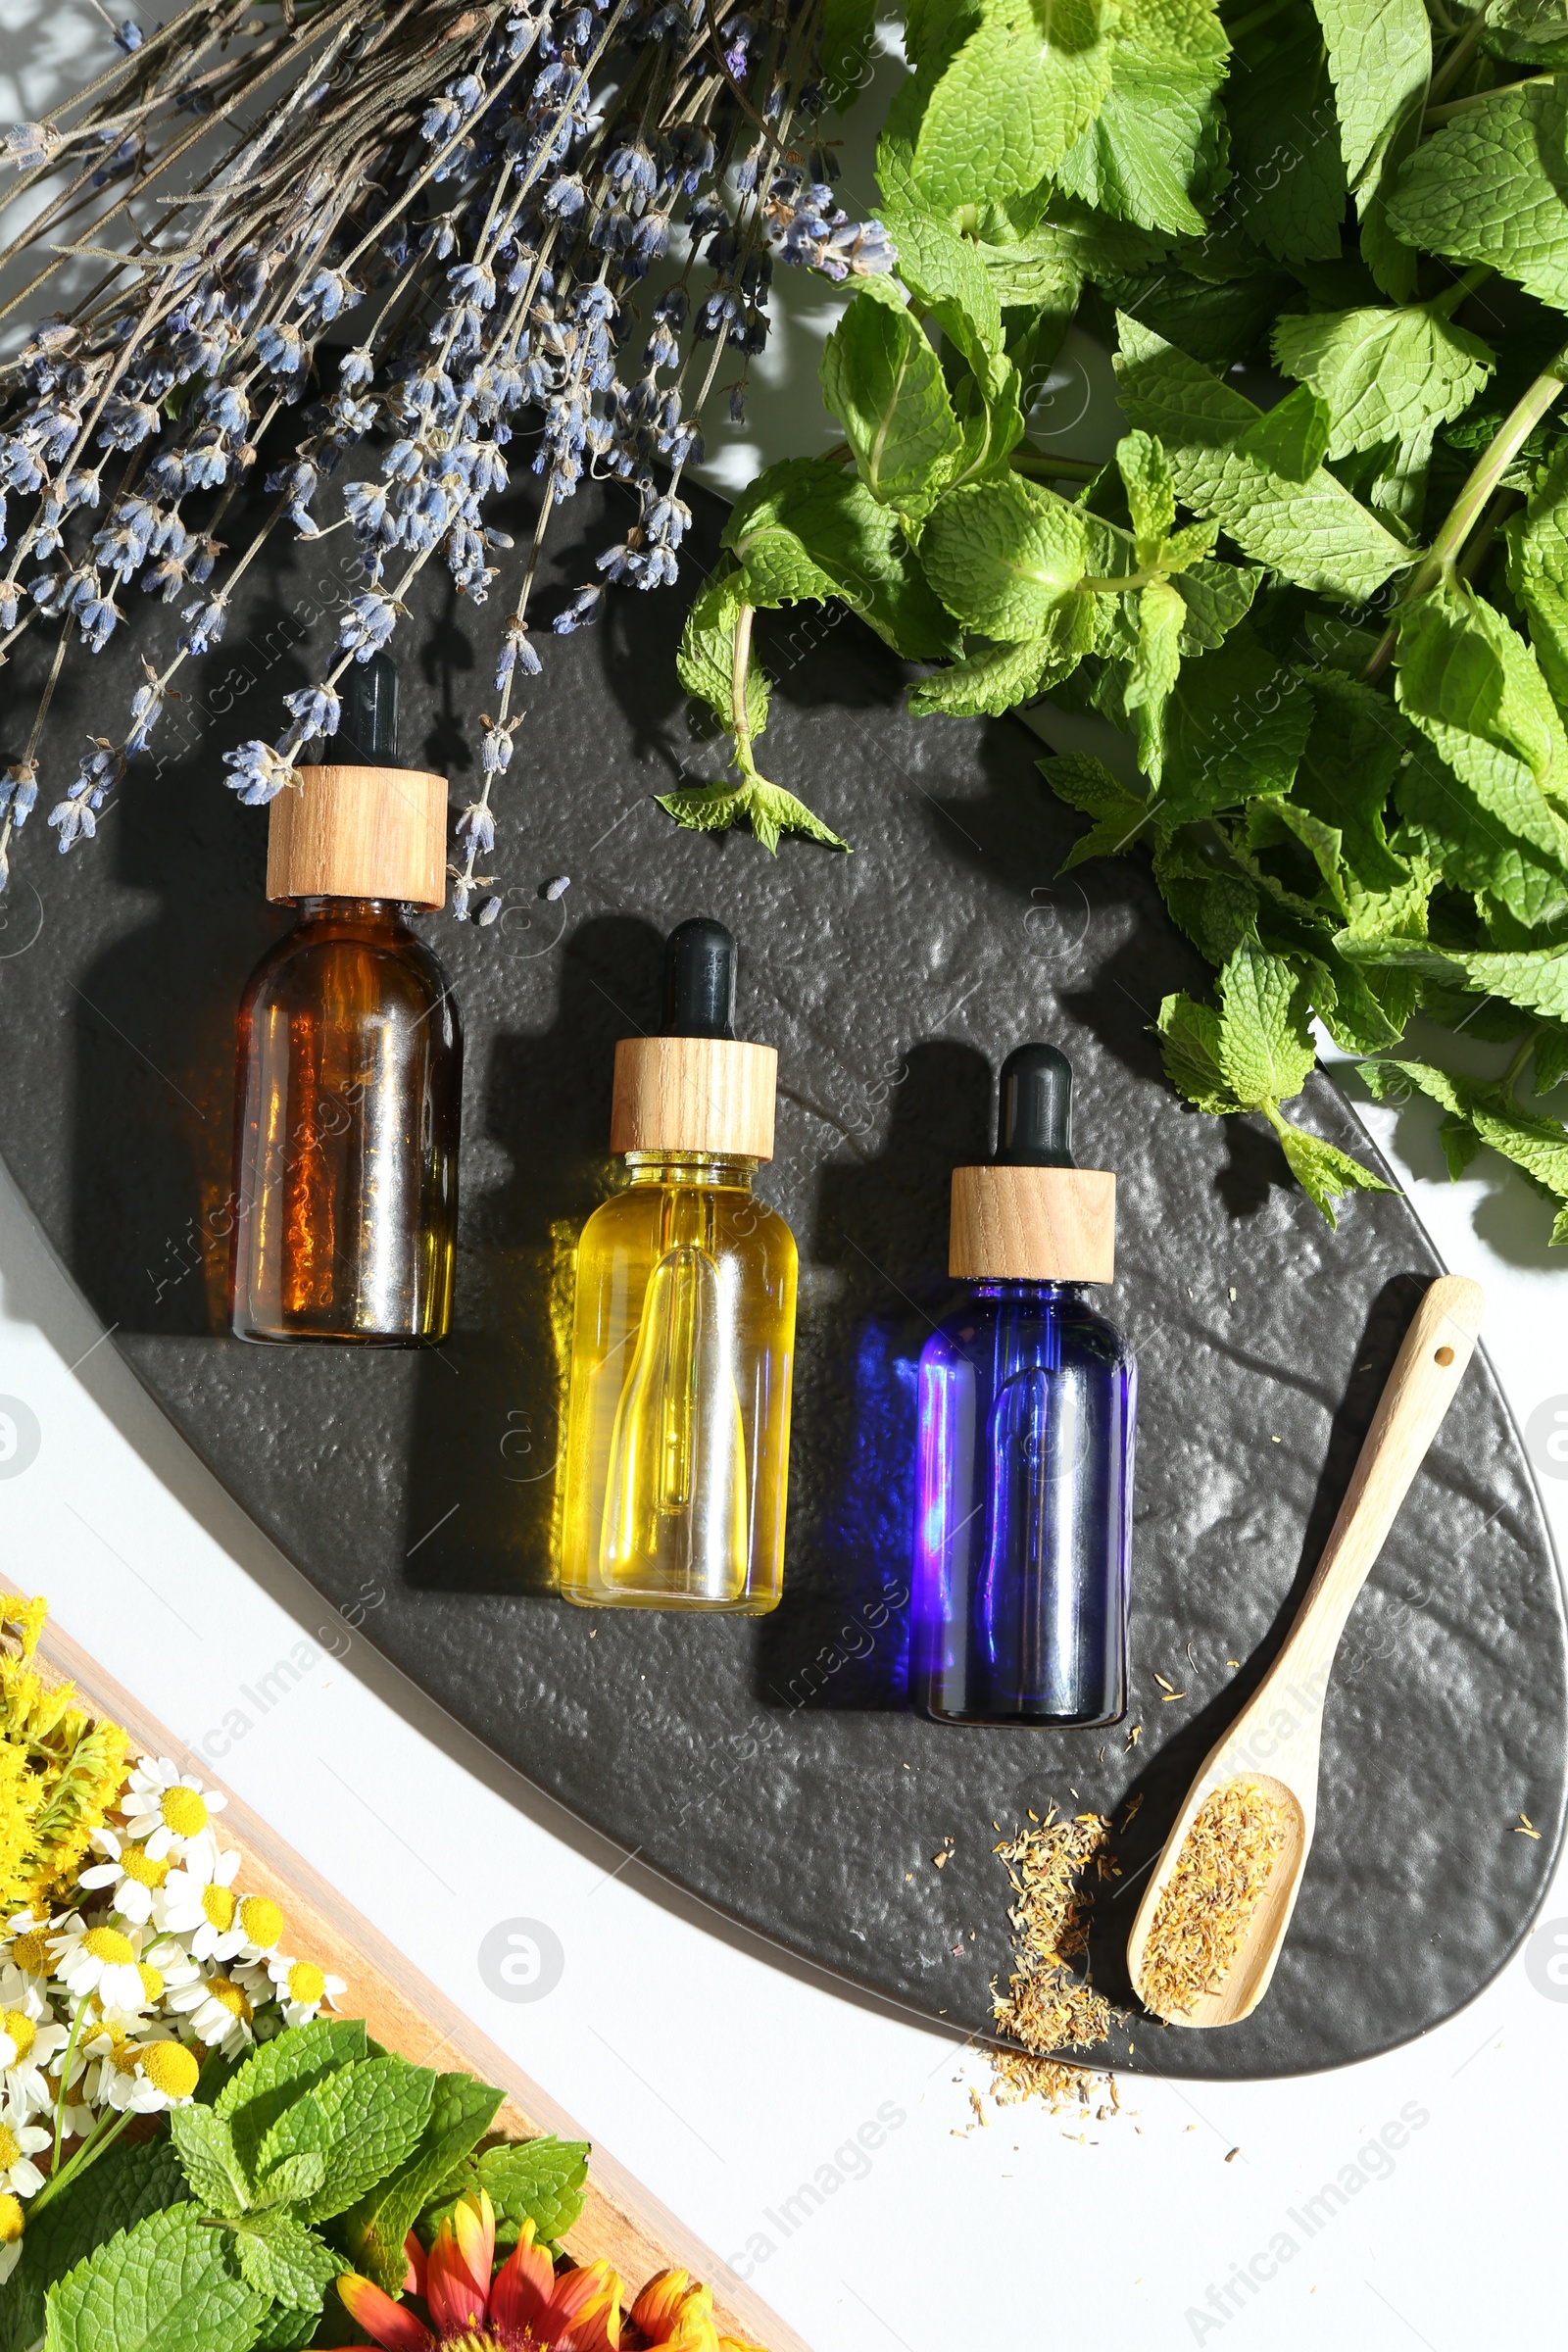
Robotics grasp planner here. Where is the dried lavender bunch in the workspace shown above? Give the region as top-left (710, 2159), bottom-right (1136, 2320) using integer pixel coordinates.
top-left (0, 0), bottom-right (892, 912)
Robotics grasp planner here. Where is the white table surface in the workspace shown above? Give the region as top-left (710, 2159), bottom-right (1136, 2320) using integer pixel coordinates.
top-left (2, 9), bottom-right (1564, 2344)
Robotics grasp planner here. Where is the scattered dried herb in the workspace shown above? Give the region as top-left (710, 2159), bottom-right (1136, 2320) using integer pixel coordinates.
top-left (1139, 1779), bottom-right (1290, 2022)
top-left (988, 1806), bottom-right (1123, 2101)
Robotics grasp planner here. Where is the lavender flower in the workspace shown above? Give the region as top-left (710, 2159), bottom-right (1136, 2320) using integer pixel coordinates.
top-left (457, 801), bottom-right (497, 853)
top-left (222, 739), bottom-right (296, 806)
top-left (552, 583), bottom-right (602, 633)
top-left (495, 620), bottom-right (541, 688)
top-left (125, 671), bottom-right (167, 756)
top-left (179, 593), bottom-right (228, 655)
top-left (0, 761), bottom-right (37, 829)
top-left (0, 0), bottom-right (883, 916)
top-left (338, 590), bottom-right (400, 661)
top-left (283, 682), bottom-right (341, 737)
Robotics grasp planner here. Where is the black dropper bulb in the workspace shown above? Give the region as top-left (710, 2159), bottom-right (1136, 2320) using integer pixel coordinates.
top-left (662, 916), bottom-right (736, 1040)
top-left (995, 1043), bottom-right (1075, 1168)
top-left (336, 649), bottom-right (399, 766)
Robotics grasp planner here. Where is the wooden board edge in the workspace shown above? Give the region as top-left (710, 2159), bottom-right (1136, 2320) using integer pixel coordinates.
top-left (7, 1590), bottom-right (811, 2352)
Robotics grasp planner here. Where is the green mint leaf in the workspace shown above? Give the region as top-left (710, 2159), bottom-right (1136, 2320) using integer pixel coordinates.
top-left (909, 0), bottom-right (1117, 215)
top-left (43, 2206), bottom-right (267, 2352)
top-left (288, 2057), bottom-right (434, 2225)
top-left (0, 2140), bottom-right (186, 2352)
top-left (248, 2306), bottom-right (321, 2352)
top-left (1263, 1104), bottom-right (1395, 1224)
top-left (1236, 385), bottom-right (1335, 482)
top-left (1505, 439), bottom-right (1568, 713)
top-left (1055, 0), bottom-right (1230, 236)
top-left (215, 2021), bottom-right (368, 2180)
top-left (1114, 428), bottom-right (1174, 564)
top-left (1247, 792), bottom-right (1348, 915)
top-left (918, 474), bottom-right (1088, 640)
top-left (1155, 992), bottom-right (1237, 1113)
top-left (1295, 670), bottom-right (1431, 931)
top-left (1312, 0), bottom-right (1430, 187)
top-left (1124, 579), bottom-right (1186, 784)
top-left (250, 2152), bottom-right (328, 2212)
top-left (1393, 580), bottom-right (1568, 910)
top-left (1437, 946), bottom-right (1568, 1022)
top-left (1224, 14), bottom-right (1347, 264)
top-left (675, 572), bottom-right (769, 738)
top-left (231, 2214), bottom-right (345, 2313)
top-left (1215, 942), bottom-right (1317, 1108)
top-left (1389, 82), bottom-right (1568, 309)
top-left (1171, 559), bottom-right (1259, 653)
top-left (169, 2106), bottom-right (250, 2219)
top-left (1271, 304), bottom-right (1494, 463)
top-left (657, 773), bottom-right (850, 855)
top-left (1394, 759), bottom-right (1568, 931)
top-left (1113, 315), bottom-right (1410, 601)
top-left (1338, 935), bottom-right (1568, 1025)
top-left (874, 158), bottom-right (1004, 362)
top-left (906, 606), bottom-right (1094, 714)
top-left (1536, 1025), bottom-right (1568, 1093)
top-left (423, 2136), bottom-right (591, 2251)
top-left (1040, 750), bottom-right (1151, 869)
top-left (820, 0), bottom-right (876, 109)
top-left (1484, 0), bottom-right (1568, 68)
top-left (1312, 0), bottom-right (1429, 299)
top-left (1152, 827), bottom-right (1259, 965)
top-left (819, 280), bottom-right (962, 518)
top-left (341, 2073), bottom-right (504, 2293)
top-left (945, 353), bottom-right (1029, 490)
top-left (1360, 1055), bottom-right (1568, 1221)
top-left (1160, 625), bottom-right (1314, 821)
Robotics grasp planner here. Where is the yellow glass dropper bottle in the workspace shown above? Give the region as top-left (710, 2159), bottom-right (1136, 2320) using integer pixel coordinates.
top-left (557, 916), bottom-right (797, 1613)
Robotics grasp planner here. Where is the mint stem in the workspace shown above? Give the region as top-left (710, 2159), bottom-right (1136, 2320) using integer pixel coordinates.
top-left (32, 2102), bottom-right (134, 2217)
top-left (1426, 4), bottom-right (1494, 107)
top-left (1426, 71), bottom-right (1555, 124)
top-left (1011, 449), bottom-right (1100, 481)
top-left (731, 598), bottom-right (758, 773)
top-left (1361, 353), bottom-right (1568, 683)
top-left (1426, 263), bottom-right (1493, 318)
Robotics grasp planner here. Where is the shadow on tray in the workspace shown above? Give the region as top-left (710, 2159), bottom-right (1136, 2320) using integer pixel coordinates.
top-left (402, 911), bottom-right (663, 1595)
top-left (1079, 1270), bottom-right (1440, 2013)
top-left (752, 1038), bottom-right (994, 1715)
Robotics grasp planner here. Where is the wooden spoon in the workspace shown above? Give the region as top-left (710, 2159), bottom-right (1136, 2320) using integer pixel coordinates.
top-left (1126, 1273), bottom-right (1486, 2029)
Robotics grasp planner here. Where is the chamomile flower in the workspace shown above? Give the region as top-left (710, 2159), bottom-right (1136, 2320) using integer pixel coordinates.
top-left (81, 2020), bottom-right (199, 2112)
top-left (157, 1842), bottom-right (243, 1959)
top-left (0, 2193), bottom-right (21, 2285)
top-left (0, 2099), bottom-right (50, 2198)
top-left (0, 1987), bottom-right (69, 2117)
top-left (76, 1827), bottom-right (172, 1925)
top-left (266, 1955), bottom-right (346, 2028)
top-left (121, 1757), bottom-right (228, 1860)
top-left (50, 1916), bottom-right (148, 2012)
top-left (2, 1915), bottom-right (57, 1983)
top-left (165, 1972), bottom-right (254, 2058)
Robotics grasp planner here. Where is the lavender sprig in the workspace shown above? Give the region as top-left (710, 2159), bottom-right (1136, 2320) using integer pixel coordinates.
top-left (0, 0), bottom-right (894, 906)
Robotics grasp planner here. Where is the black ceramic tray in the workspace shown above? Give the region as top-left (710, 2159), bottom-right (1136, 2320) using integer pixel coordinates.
top-left (1, 470), bottom-right (1562, 2081)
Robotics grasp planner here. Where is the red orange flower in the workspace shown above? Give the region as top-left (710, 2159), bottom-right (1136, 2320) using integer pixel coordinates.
top-left (624, 2269), bottom-right (766, 2352)
top-left (338, 2192), bottom-right (621, 2352)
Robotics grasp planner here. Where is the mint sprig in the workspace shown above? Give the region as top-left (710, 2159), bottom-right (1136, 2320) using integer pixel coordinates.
top-left (665, 0), bottom-right (1568, 1239)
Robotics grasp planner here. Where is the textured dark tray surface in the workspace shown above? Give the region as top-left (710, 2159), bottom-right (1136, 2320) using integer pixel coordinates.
top-left (1, 473), bottom-right (1562, 2080)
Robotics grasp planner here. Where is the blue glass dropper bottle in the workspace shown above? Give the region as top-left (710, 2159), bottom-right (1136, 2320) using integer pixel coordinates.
top-left (910, 1044), bottom-right (1136, 1728)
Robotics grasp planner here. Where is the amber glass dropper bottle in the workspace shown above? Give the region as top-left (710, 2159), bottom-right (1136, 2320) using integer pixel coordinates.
top-left (558, 916), bottom-right (798, 1612)
top-left (228, 654), bottom-right (463, 1345)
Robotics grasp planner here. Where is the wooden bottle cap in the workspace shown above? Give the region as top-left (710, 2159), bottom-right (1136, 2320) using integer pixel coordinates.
top-left (950, 1164), bottom-right (1116, 1285)
top-left (267, 764), bottom-right (448, 909)
top-left (610, 1036), bottom-right (777, 1159)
